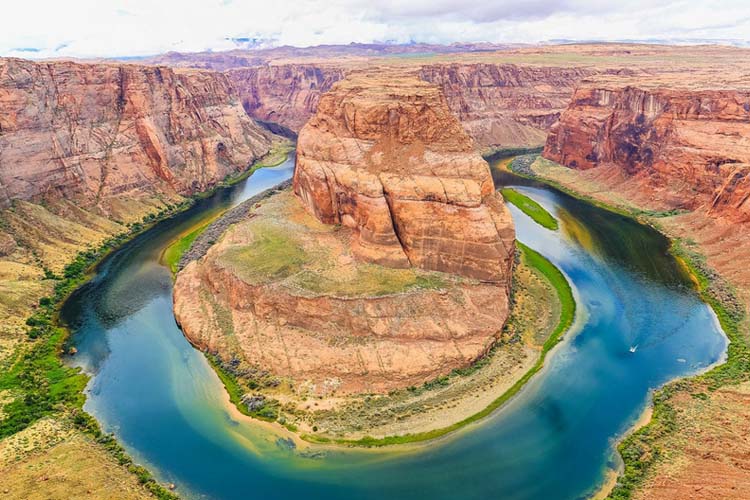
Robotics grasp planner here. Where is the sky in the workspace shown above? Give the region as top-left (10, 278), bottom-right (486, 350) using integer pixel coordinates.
top-left (3, 0), bottom-right (750, 59)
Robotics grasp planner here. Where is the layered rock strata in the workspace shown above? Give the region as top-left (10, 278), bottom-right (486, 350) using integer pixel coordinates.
top-left (419, 63), bottom-right (597, 150)
top-left (544, 81), bottom-right (750, 221)
top-left (174, 191), bottom-right (509, 394)
top-left (294, 72), bottom-right (515, 283)
top-left (175, 72), bottom-right (515, 395)
top-left (227, 64), bottom-right (346, 132)
top-left (0, 57), bottom-right (275, 209)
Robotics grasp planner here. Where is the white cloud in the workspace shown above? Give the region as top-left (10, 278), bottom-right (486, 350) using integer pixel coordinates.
top-left (2, 0), bottom-right (749, 59)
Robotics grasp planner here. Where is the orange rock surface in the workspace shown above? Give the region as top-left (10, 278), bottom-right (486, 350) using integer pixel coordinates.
top-left (174, 192), bottom-right (509, 395)
top-left (544, 81), bottom-right (750, 221)
top-left (0, 58), bottom-right (275, 209)
top-left (294, 71), bottom-right (515, 283)
top-left (175, 72), bottom-right (515, 395)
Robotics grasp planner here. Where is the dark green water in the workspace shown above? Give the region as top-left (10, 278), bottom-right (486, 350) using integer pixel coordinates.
top-left (62, 154), bottom-right (727, 499)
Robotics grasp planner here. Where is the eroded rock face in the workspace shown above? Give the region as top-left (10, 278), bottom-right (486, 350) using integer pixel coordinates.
top-left (419, 63), bottom-right (596, 150)
top-left (294, 72), bottom-right (515, 283)
top-left (227, 64), bottom-right (345, 132)
top-left (544, 83), bottom-right (750, 221)
top-left (0, 58), bottom-right (275, 208)
top-left (174, 192), bottom-right (509, 395)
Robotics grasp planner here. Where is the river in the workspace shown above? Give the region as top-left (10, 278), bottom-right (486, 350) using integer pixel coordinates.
top-left (61, 153), bottom-right (727, 499)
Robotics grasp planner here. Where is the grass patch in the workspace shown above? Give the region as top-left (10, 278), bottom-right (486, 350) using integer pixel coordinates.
top-left (0, 212), bottom-right (187, 497)
top-left (302, 242), bottom-right (575, 447)
top-left (608, 243), bottom-right (747, 499)
top-left (507, 155), bottom-right (748, 499)
top-left (221, 223), bottom-right (308, 284)
top-left (501, 188), bottom-right (559, 230)
top-left (162, 220), bottom-right (213, 274)
top-left (0, 147), bottom-right (290, 497)
top-left (292, 264), bottom-right (449, 297)
top-left (161, 145), bottom-right (295, 276)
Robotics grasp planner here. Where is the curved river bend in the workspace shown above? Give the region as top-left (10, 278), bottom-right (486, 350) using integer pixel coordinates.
top-left (62, 155), bottom-right (727, 499)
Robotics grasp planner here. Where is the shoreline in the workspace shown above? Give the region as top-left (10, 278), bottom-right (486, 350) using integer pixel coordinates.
top-left (1, 146), bottom-right (293, 500)
top-left (506, 156), bottom-right (745, 500)
top-left (193, 235), bottom-right (577, 448)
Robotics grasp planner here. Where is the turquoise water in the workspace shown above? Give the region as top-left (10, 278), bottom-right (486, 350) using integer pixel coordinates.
top-left (62, 155), bottom-right (727, 499)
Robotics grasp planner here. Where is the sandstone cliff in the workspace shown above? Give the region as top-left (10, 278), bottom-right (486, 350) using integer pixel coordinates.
top-left (419, 63), bottom-right (595, 150)
top-left (294, 71), bottom-right (515, 283)
top-left (174, 191), bottom-right (509, 395)
top-left (0, 58), bottom-right (275, 210)
top-left (227, 64), bottom-right (345, 133)
top-left (544, 81), bottom-right (750, 221)
top-left (175, 72), bottom-right (515, 396)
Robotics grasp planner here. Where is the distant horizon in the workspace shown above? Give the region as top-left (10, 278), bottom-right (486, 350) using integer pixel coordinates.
top-left (3, 1), bottom-right (750, 59)
top-left (5, 38), bottom-right (750, 63)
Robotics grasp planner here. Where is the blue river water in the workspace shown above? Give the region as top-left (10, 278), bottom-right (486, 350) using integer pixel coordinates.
top-left (62, 155), bottom-right (727, 499)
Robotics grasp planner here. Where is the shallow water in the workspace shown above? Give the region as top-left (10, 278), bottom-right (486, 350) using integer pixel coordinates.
top-left (62, 155), bottom-right (727, 499)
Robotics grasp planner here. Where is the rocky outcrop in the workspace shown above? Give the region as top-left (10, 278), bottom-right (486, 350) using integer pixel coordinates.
top-left (175, 71), bottom-right (515, 396)
top-left (293, 71), bottom-right (515, 283)
top-left (544, 82), bottom-right (750, 220)
top-left (419, 64), bottom-right (599, 150)
top-left (174, 191), bottom-right (509, 395)
top-left (227, 64), bottom-right (345, 133)
top-left (0, 58), bottom-right (275, 209)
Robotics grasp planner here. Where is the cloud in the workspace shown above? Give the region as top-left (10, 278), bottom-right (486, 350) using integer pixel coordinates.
top-left (1, 0), bottom-right (749, 59)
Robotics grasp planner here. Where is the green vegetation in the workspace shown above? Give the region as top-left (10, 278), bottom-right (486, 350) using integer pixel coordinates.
top-left (161, 143), bottom-right (294, 275)
top-left (0, 147), bottom-right (292, 496)
top-left (0, 209), bottom-right (187, 497)
top-left (302, 242), bottom-right (576, 447)
top-left (205, 354), bottom-right (280, 422)
top-left (193, 141), bottom-right (293, 200)
top-left (292, 264), bottom-right (449, 297)
top-left (162, 220), bottom-right (213, 274)
top-left (503, 155), bottom-right (747, 500)
top-left (608, 238), bottom-right (748, 500)
top-left (501, 188), bottom-right (559, 230)
top-left (222, 223), bottom-right (308, 284)
top-left (484, 146), bottom-right (544, 159)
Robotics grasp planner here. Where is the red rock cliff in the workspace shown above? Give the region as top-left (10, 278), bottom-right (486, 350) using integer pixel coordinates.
top-left (0, 58), bottom-right (275, 208)
top-left (544, 82), bottom-right (750, 220)
top-left (418, 63), bottom-right (598, 150)
top-left (227, 64), bottom-right (345, 132)
top-left (293, 71), bottom-right (515, 283)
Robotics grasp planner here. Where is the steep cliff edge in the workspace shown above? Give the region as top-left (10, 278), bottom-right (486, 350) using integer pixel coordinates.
top-left (175, 72), bottom-right (516, 400)
top-left (544, 82), bottom-right (750, 221)
top-left (419, 63), bottom-right (596, 150)
top-left (0, 57), bottom-right (279, 345)
top-left (224, 62), bottom-right (596, 151)
top-left (0, 57), bottom-right (276, 210)
top-left (227, 64), bottom-right (345, 132)
top-left (294, 71), bottom-right (515, 282)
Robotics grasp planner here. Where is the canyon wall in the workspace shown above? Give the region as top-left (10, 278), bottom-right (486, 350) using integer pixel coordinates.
top-left (227, 64), bottom-right (345, 133)
top-left (420, 63), bottom-right (596, 150)
top-left (293, 71), bottom-right (515, 283)
top-left (175, 70), bottom-right (516, 396)
top-left (544, 82), bottom-right (750, 220)
top-left (224, 61), bottom-right (596, 151)
top-left (0, 58), bottom-right (276, 210)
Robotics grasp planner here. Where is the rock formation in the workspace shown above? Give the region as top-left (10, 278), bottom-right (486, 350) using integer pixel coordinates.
top-left (0, 57), bottom-right (275, 209)
top-left (294, 71), bottom-right (515, 283)
top-left (175, 71), bottom-right (515, 395)
top-left (227, 64), bottom-right (345, 133)
top-left (419, 63), bottom-right (596, 150)
top-left (544, 81), bottom-right (750, 221)
top-left (174, 191), bottom-right (510, 395)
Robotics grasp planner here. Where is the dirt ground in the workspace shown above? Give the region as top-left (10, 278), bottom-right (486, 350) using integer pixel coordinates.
top-left (0, 417), bottom-right (155, 500)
